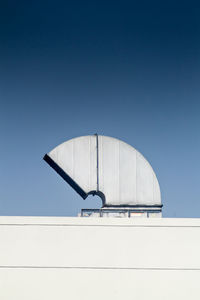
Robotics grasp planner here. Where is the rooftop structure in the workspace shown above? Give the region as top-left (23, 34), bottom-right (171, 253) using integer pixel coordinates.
top-left (44, 135), bottom-right (162, 217)
top-left (1, 135), bottom-right (199, 300)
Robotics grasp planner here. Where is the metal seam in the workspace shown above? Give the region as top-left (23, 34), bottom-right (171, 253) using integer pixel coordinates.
top-left (95, 134), bottom-right (99, 192)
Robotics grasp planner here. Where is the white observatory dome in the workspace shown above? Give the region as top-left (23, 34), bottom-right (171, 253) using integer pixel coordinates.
top-left (44, 135), bottom-right (161, 208)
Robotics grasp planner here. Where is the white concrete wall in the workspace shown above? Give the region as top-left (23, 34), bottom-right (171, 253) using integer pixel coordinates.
top-left (0, 216), bottom-right (200, 299)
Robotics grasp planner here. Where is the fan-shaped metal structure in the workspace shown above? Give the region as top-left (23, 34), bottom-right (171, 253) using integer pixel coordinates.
top-left (44, 135), bottom-right (161, 210)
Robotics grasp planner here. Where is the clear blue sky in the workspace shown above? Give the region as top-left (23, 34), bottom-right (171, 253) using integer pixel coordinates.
top-left (0, 0), bottom-right (200, 217)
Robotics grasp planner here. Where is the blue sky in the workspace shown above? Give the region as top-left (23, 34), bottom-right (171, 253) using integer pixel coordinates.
top-left (0, 0), bottom-right (200, 217)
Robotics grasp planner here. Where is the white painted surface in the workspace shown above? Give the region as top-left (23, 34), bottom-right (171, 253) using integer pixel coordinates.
top-left (0, 216), bottom-right (200, 299)
top-left (1, 268), bottom-right (200, 300)
top-left (48, 135), bottom-right (97, 193)
top-left (47, 135), bottom-right (161, 206)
